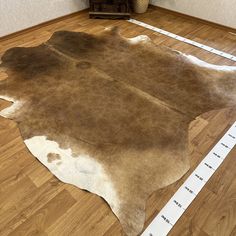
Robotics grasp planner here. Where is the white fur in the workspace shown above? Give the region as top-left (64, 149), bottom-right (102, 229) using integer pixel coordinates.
top-left (0, 95), bottom-right (23, 118)
top-left (128, 35), bottom-right (151, 44)
top-left (186, 54), bottom-right (236, 71)
top-left (24, 136), bottom-right (120, 214)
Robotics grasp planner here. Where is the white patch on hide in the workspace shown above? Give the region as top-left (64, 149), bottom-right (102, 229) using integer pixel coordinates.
top-left (128, 35), bottom-right (151, 44)
top-left (185, 54), bottom-right (236, 71)
top-left (24, 136), bottom-right (120, 214)
top-left (183, 53), bottom-right (236, 104)
top-left (0, 95), bottom-right (23, 118)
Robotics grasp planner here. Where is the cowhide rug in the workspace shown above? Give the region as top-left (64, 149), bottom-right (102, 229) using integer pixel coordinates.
top-left (0, 27), bottom-right (236, 235)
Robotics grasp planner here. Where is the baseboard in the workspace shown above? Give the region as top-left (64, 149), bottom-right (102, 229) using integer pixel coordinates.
top-left (0, 8), bottom-right (89, 42)
top-left (149, 5), bottom-right (236, 34)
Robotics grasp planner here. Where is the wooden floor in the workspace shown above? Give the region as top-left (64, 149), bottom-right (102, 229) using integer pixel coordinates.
top-left (1, 6), bottom-right (236, 236)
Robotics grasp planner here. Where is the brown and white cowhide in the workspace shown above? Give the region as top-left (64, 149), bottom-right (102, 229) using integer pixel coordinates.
top-left (0, 27), bottom-right (236, 235)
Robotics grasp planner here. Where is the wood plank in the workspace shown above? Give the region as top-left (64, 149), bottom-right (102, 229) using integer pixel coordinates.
top-left (8, 190), bottom-right (76, 236)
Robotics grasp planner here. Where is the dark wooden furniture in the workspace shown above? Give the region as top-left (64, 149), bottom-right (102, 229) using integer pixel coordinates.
top-left (89, 0), bottom-right (130, 19)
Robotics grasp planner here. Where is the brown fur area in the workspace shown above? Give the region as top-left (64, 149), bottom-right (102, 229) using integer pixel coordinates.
top-left (1, 28), bottom-right (236, 235)
top-left (47, 153), bottom-right (61, 163)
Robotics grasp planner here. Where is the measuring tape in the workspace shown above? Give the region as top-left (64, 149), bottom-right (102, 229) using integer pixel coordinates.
top-left (141, 121), bottom-right (236, 236)
top-left (127, 19), bottom-right (236, 62)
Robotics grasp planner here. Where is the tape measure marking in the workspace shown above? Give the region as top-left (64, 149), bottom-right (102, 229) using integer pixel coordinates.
top-left (141, 122), bottom-right (236, 236)
top-left (127, 19), bottom-right (236, 62)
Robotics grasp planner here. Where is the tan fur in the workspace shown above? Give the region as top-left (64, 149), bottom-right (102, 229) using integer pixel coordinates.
top-left (1, 28), bottom-right (236, 235)
top-left (47, 153), bottom-right (61, 163)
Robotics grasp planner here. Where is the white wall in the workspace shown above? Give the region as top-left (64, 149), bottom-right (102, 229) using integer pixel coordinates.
top-left (0, 0), bottom-right (89, 37)
top-left (150, 0), bottom-right (236, 29)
